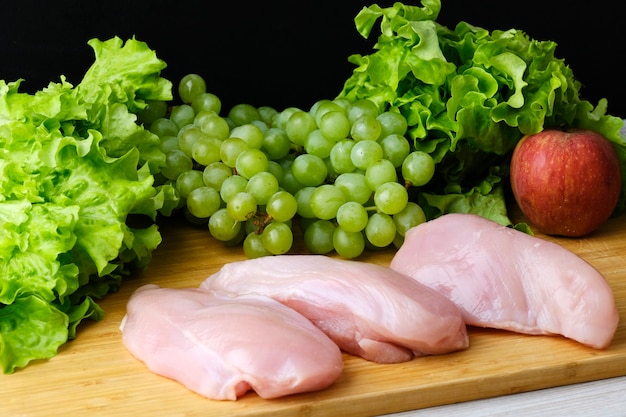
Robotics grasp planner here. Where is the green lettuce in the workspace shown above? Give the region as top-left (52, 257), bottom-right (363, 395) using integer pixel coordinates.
top-left (0, 37), bottom-right (175, 373)
top-left (340, 0), bottom-right (626, 225)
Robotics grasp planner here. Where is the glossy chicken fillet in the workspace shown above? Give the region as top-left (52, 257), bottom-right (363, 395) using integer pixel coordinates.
top-left (201, 255), bottom-right (469, 363)
top-left (390, 213), bottom-right (619, 349)
top-left (120, 284), bottom-right (344, 400)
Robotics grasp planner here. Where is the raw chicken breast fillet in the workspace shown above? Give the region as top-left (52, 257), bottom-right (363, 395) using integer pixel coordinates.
top-left (200, 255), bottom-right (469, 363)
top-left (120, 284), bottom-right (344, 400)
top-left (390, 213), bottom-right (619, 349)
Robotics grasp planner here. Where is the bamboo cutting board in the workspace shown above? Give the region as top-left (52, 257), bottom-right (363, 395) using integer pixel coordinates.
top-left (3, 209), bottom-right (626, 417)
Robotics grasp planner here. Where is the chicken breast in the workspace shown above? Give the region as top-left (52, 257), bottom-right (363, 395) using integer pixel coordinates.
top-left (120, 284), bottom-right (344, 400)
top-left (390, 213), bottom-right (619, 349)
top-left (200, 255), bottom-right (469, 363)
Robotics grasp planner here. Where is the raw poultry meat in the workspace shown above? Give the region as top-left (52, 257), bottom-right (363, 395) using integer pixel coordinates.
top-left (389, 213), bottom-right (619, 349)
top-left (120, 284), bottom-right (344, 400)
top-left (200, 255), bottom-right (469, 363)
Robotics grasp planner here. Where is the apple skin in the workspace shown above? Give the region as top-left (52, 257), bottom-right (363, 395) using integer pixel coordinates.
top-left (509, 128), bottom-right (622, 237)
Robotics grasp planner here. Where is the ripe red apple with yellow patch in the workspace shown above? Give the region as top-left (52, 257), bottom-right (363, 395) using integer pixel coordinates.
top-left (510, 128), bottom-right (622, 237)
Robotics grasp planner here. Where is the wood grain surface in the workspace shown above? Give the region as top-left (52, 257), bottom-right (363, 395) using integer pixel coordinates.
top-left (3, 209), bottom-right (625, 417)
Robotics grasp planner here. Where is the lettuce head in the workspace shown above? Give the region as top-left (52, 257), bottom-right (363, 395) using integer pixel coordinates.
top-left (339, 0), bottom-right (626, 226)
top-left (0, 37), bottom-right (175, 373)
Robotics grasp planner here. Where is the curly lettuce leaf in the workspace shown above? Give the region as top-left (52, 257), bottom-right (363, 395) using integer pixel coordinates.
top-left (0, 201), bottom-right (80, 306)
top-left (340, 0), bottom-right (625, 225)
top-left (0, 295), bottom-right (69, 374)
top-left (0, 37), bottom-right (174, 373)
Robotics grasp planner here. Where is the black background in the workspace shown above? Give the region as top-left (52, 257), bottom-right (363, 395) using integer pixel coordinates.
top-left (1, 1), bottom-right (624, 117)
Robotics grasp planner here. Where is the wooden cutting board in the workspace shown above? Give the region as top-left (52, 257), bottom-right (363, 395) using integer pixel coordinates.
top-left (3, 209), bottom-right (626, 417)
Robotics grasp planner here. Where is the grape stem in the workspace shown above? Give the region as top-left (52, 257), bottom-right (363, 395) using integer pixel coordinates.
top-left (251, 211), bottom-right (273, 234)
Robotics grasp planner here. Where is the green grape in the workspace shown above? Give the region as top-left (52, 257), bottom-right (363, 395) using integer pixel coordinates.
top-left (324, 156), bottom-right (339, 180)
top-left (332, 97), bottom-right (351, 112)
top-left (137, 100), bottom-right (168, 125)
top-left (309, 99), bottom-right (332, 115)
top-left (178, 126), bottom-right (207, 157)
top-left (350, 140), bottom-right (383, 170)
top-left (191, 92), bottom-right (221, 115)
top-left (162, 149), bottom-right (193, 180)
top-left (251, 120), bottom-right (268, 133)
top-left (294, 186), bottom-right (316, 218)
top-left (365, 212), bottom-right (396, 247)
top-left (285, 110), bottom-right (317, 146)
top-left (258, 106), bottom-right (278, 126)
top-left (365, 159), bottom-right (398, 191)
top-left (347, 98), bottom-right (378, 124)
top-left (312, 101), bottom-right (345, 126)
top-left (227, 191), bottom-right (258, 221)
top-left (329, 139), bottom-right (356, 173)
top-left (280, 166), bottom-right (305, 195)
top-left (267, 160), bottom-right (284, 184)
top-left (336, 201), bottom-right (369, 232)
top-left (160, 135), bottom-right (179, 153)
top-left (175, 169), bottom-right (205, 199)
top-left (220, 174), bottom-right (248, 203)
top-left (272, 107), bottom-right (301, 130)
top-left (333, 227), bottom-right (365, 259)
top-left (304, 129), bottom-right (335, 159)
top-left (261, 222), bottom-right (293, 255)
top-left (377, 110), bottom-right (408, 138)
top-left (150, 117), bottom-right (179, 138)
top-left (402, 151), bottom-right (435, 187)
top-left (235, 148), bottom-right (269, 179)
top-left (303, 219), bottom-right (335, 254)
top-left (334, 172), bottom-right (372, 204)
top-left (230, 123), bottom-right (264, 149)
top-left (228, 103), bottom-right (261, 126)
top-left (262, 127), bottom-right (291, 160)
top-left (208, 208), bottom-right (242, 241)
top-left (244, 217), bottom-right (259, 235)
top-left (374, 181), bottom-right (409, 215)
top-left (183, 207), bottom-right (209, 226)
top-left (278, 155), bottom-right (295, 172)
top-left (196, 112), bottom-right (230, 140)
top-left (350, 114), bottom-right (382, 142)
top-left (191, 136), bottom-right (222, 166)
top-left (203, 161), bottom-right (232, 190)
top-left (220, 137), bottom-right (249, 168)
top-left (392, 232), bottom-right (405, 250)
top-left (380, 134), bottom-right (411, 168)
top-left (309, 184), bottom-right (346, 220)
top-left (223, 225), bottom-right (246, 247)
top-left (243, 232), bottom-right (272, 258)
top-left (178, 73), bottom-right (207, 104)
top-left (393, 202), bottom-right (426, 236)
top-left (245, 171), bottom-right (279, 205)
top-left (176, 123), bottom-right (194, 136)
top-left (266, 190), bottom-right (298, 222)
top-left (186, 186), bottom-right (221, 218)
top-left (193, 110), bottom-right (214, 128)
top-left (318, 110), bottom-right (351, 141)
top-left (290, 154), bottom-right (327, 187)
top-left (170, 104), bottom-right (195, 130)
top-left (299, 216), bottom-right (317, 233)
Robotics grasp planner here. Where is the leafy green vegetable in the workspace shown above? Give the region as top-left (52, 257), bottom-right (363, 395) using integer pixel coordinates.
top-left (0, 36), bottom-right (176, 373)
top-left (339, 0), bottom-right (626, 225)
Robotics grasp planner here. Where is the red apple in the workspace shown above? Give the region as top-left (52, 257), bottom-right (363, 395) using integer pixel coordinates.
top-left (510, 128), bottom-right (622, 237)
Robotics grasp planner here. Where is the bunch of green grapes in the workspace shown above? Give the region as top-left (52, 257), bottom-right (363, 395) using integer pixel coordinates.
top-left (141, 73), bottom-right (434, 259)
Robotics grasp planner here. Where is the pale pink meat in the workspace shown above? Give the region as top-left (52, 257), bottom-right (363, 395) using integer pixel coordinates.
top-left (389, 213), bottom-right (619, 349)
top-left (120, 284), bottom-right (344, 400)
top-left (200, 255), bottom-right (469, 363)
